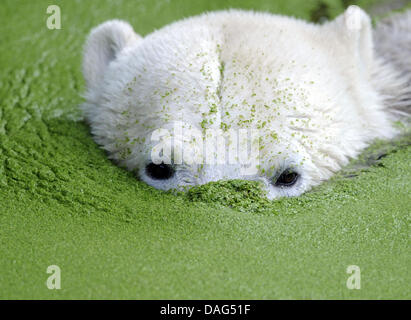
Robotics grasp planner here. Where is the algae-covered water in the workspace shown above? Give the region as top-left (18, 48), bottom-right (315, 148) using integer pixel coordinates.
top-left (0, 0), bottom-right (410, 299)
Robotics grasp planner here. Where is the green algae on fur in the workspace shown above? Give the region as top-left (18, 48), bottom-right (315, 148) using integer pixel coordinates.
top-left (186, 179), bottom-right (272, 213)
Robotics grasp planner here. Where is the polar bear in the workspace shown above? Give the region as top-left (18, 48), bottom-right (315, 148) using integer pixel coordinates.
top-left (81, 6), bottom-right (410, 199)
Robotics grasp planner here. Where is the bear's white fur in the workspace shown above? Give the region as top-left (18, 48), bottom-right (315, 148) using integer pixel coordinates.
top-left (82, 6), bottom-right (410, 199)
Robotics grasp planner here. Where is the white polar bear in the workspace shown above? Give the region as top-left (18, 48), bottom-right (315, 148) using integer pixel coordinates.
top-left (81, 6), bottom-right (410, 199)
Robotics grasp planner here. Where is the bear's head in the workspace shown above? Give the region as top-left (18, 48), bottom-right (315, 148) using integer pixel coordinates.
top-left (82, 7), bottom-right (395, 199)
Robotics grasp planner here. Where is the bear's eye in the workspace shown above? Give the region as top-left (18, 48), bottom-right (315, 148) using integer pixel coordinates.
top-left (145, 162), bottom-right (175, 180)
top-left (274, 169), bottom-right (299, 187)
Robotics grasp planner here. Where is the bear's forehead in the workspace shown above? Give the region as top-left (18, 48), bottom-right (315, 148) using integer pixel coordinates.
top-left (116, 31), bottom-right (337, 129)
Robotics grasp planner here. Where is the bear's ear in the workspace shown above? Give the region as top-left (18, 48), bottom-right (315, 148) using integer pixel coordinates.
top-left (83, 20), bottom-right (141, 89)
top-left (328, 5), bottom-right (374, 73)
